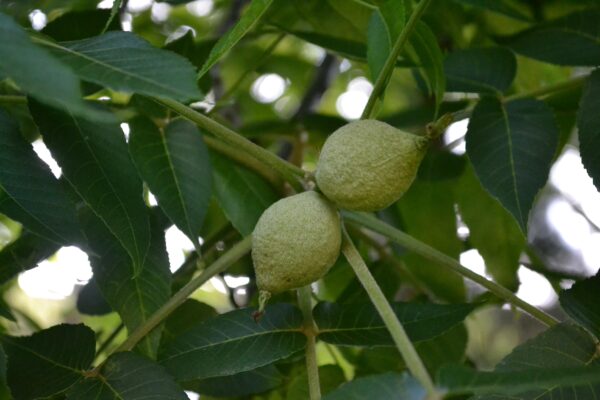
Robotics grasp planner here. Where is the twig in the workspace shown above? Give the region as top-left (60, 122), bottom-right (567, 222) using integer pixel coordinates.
top-left (107, 236), bottom-right (251, 357)
top-left (344, 211), bottom-right (559, 327)
top-left (298, 285), bottom-right (321, 400)
top-left (94, 323), bottom-right (125, 362)
top-left (155, 97), bottom-right (306, 191)
top-left (341, 226), bottom-right (440, 399)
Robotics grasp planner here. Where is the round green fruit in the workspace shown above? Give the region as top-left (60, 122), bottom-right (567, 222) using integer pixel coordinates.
top-left (316, 119), bottom-right (429, 211)
top-left (252, 191), bottom-right (341, 299)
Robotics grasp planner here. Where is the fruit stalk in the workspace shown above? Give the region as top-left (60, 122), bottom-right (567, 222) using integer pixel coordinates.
top-left (298, 285), bottom-right (321, 400)
top-left (344, 211), bottom-right (559, 326)
top-left (341, 226), bottom-right (440, 398)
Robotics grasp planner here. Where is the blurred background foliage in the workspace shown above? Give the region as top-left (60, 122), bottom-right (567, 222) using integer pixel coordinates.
top-left (0, 0), bottom-right (599, 398)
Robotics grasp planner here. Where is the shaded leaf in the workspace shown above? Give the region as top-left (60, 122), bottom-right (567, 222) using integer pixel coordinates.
top-left (129, 118), bottom-right (211, 252)
top-left (210, 151), bottom-right (278, 236)
top-left (0, 12), bottom-right (108, 121)
top-left (314, 301), bottom-right (475, 346)
top-left (439, 363), bottom-right (600, 396)
top-left (323, 372), bottom-right (425, 400)
top-left (367, 0), bottom-right (406, 81)
top-left (42, 31), bottom-right (201, 102)
top-left (42, 9), bottom-right (121, 41)
top-left (505, 9), bottom-right (600, 66)
top-left (160, 299), bottom-right (217, 346)
top-left (577, 70), bottom-right (600, 192)
top-left (0, 110), bottom-right (81, 245)
top-left (415, 323), bottom-right (468, 375)
top-left (367, 11), bottom-right (391, 82)
top-left (444, 47), bottom-right (517, 94)
top-left (466, 97), bottom-right (558, 232)
top-left (81, 209), bottom-right (171, 359)
top-left (0, 296), bottom-right (14, 322)
top-left (457, 165), bottom-right (525, 289)
top-left (0, 231), bottom-right (59, 285)
top-left (559, 271), bottom-right (600, 339)
top-left (287, 364), bottom-right (346, 399)
top-left (1, 324), bottom-right (95, 400)
top-left (407, 22), bottom-right (446, 117)
top-left (30, 100), bottom-right (151, 276)
top-left (187, 365), bottom-right (283, 397)
top-left (198, 0), bottom-right (274, 78)
top-left (460, 323), bottom-right (600, 399)
top-left (67, 352), bottom-right (187, 400)
top-left (76, 278), bottom-right (112, 316)
top-left (452, 0), bottom-right (531, 21)
top-left (158, 304), bottom-right (305, 381)
top-left (396, 179), bottom-right (465, 301)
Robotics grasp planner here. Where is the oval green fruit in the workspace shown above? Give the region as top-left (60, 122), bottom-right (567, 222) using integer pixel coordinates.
top-left (252, 191), bottom-right (341, 298)
top-left (316, 119), bottom-right (429, 211)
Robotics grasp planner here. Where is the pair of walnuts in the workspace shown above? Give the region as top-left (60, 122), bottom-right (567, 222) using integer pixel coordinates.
top-left (252, 120), bottom-right (429, 308)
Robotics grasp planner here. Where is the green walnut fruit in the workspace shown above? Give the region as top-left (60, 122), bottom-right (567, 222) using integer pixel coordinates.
top-left (316, 119), bottom-right (429, 212)
top-left (252, 191), bottom-right (341, 311)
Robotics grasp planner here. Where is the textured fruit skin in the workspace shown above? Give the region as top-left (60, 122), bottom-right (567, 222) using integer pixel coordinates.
top-left (316, 119), bottom-right (429, 211)
top-left (252, 191), bottom-right (341, 294)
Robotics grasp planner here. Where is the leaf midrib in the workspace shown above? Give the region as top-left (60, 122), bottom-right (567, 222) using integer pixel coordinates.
top-left (158, 130), bottom-right (196, 249)
top-left (498, 102), bottom-right (524, 228)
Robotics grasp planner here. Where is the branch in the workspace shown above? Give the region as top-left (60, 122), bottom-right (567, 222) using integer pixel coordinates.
top-left (361, 0), bottom-right (432, 119)
top-left (110, 236), bottom-right (252, 355)
top-left (341, 227), bottom-right (440, 399)
top-left (343, 211), bottom-right (559, 327)
top-left (292, 54), bottom-right (338, 121)
top-left (155, 97), bottom-right (306, 191)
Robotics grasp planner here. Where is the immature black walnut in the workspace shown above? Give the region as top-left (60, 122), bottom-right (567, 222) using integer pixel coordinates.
top-left (252, 191), bottom-right (341, 311)
top-left (316, 119), bottom-right (429, 211)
